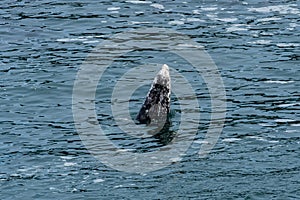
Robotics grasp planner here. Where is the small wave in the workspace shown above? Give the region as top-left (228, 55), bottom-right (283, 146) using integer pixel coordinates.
top-left (259, 123), bottom-right (275, 127)
top-left (222, 138), bottom-right (241, 142)
top-left (201, 7), bottom-right (218, 11)
top-left (264, 80), bottom-right (294, 84)
top-left (291, 123), bottom-right (300, 127)
top-left (168, 20), bottom-right (184, 25)
top-left (57, 38), bottom-right (87, 42)
top-left (216, 18), bottom-right (238, 22)
top-left (107, 7), bottom-right (121, 11)
top-left (83, 40), bottom-right (100, 44)
top-left (186, 18), bottom-right (205, 22)
top-left (126, 0), bottom-right (152, 4)
top-left (248, 5), bottom-right (300, 15)
top-left (192, 9), bottom-right (201, 14)
top-left (93, 178), bottom-right (105, 183)
top-left (64, 162), bottom-right (77, 167)
top-left (275, 119), bottom-right (295, 123)
top-left (248, 40), bottom-right (272, 45)
top-left (247, 136), bottom-right (278, 143)
top-left (130, 21), bottom-right (152, 25)
top-left (278, 103), bottom-right (299, 108)
top-left (257, 17), bottom-right (282, 22)
top-left (276, 43), bottom-right (300, 48)
top-left (150, 3), bottom-right (164, 10)
top-left (60, 156), bottom-right (75, 160)
top-left (227, 25), bottom-right (248, 32)
top-left (286, 129), bottom-right (298, 133)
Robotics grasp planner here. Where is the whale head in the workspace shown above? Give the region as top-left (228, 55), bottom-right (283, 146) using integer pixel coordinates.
top-left (136, 64), bottom-right (171, 127)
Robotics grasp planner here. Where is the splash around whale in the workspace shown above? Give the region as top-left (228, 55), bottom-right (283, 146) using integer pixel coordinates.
top-left (136, 64), bottom-right (171, 127)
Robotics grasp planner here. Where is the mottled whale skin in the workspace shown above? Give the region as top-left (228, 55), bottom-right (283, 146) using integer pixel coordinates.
top-left (136, 64), bottom-right (171, 126)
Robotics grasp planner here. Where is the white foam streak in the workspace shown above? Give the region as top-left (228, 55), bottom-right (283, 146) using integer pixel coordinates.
top-left (264, 80), bottom-right (294, 84)
top-left (126, 0), bottom-right (152, 4)
top-left (150, 3), bottom-right (164, 9)
top-left (248, 5), bottom-right (300, 15)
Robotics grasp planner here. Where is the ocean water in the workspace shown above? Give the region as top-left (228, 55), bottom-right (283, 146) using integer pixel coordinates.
top-left (1, 0), bottom-right (299, 199)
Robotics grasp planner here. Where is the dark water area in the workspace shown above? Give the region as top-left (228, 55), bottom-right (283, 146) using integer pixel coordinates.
top-left (1, 0), bottom-right (299, 199)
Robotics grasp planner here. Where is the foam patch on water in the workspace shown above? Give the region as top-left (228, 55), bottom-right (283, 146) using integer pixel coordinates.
top-left (192, 9), bottom-right (201, 14)
top-left (267, 140), bottom-right (279, 143)
top-left (64, 162), bottom-right (77, 167)
top-left (259, 123), bottom-right (275, 127)
top-left (116, 148), bottom-right (136, 152)
top-left (114, 185), bottom-right (123, 188)
top-left (150, 3), bottom-right (164, 9)
top-left (276, 43), bottom-right (300, 48)
top-left (248, 4), bottom-right (300, 15)
top-left (247, 136), bottom-right (278, 143)
top-left (216, 18), bottom-right (238, 22)
top-left (126, 0), bottom-right (152, 4)
top-left (264, 80), bottom-right (294, 84)
top-left (275, 119), bottom-right (295, 123)
top-left (168, 20), bottom-right (185, 25)
top-left (170, 157), bottom-right (182, 162)
top-left (227, 25), bottom-right (248, 32)
top-left (130, 21), bottom-right (152, 25)
top-left (93, 178), bottom-right (105, 183)
top-left (278, 103), bottom-right (299, 108)
top-left (186, 18), bottom-right (205, 22)
top-left (57, 38), bottom-right (87, 42)
top-left (257, 17), bottom-right (282, 22)
top-left (57, 36), bottom-right (102, 43)
top-left (286, 129), bottom-right (298, 133)
top-left (289, 23), bottom-right (299, 28)
top-left (17, 167), bottom-right (34, 172)
top-left (291, 123), bottom-right (300, 127)
top-left (201, 7), bottom-right (218, 11)
top-left (193, 140), bottom-right (209, 144)
top-left (174, 17), bottom-right (206, 24)
top-left (83, 40), bottom-right (100, 44)
top-left (49, 187), bottom-right (56, 191)
top-left (248, 40), bottom-right (272, 45)
top-left (60, 156), bottom-right (74, 160)
top-left (222, 138), bottom-right (241, 142)
top-left (107, 7), bottom-right (121, 11)
top-left (288, 24), bottom-right (297, 30)
top-left (177, 43), bottom-right (204, 48)
top-left (206, 14), bottom-right (217, 18)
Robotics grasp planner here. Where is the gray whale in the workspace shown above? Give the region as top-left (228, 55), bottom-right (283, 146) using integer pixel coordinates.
top-left (136, 64), bottom-right (171, 126)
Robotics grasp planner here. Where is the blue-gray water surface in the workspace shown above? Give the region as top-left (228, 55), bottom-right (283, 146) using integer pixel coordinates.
top-left (1, 0), bottom-right (299, 199)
